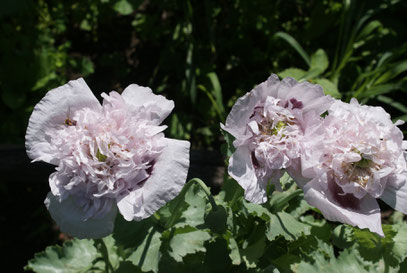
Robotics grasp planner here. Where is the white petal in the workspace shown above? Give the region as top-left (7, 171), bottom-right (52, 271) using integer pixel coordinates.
top-left (284, 81), bottom-right (334, 115)
top-left (26, 78), bottom-right (101, 165)
top-left (303, 178), bottom-right (384, 236)
top-left (116, 188), bottom-right (144, 221)
top-left (128, 138), bottom-right (190, 220)
top-left (221, 74), bottom-right (280, 140)
top-left (286, 158), bottom-right (310, 188)
top-left (380, 177), bottom-right (407, 214)
top-left (45, 192), bottom-right (117, 239)
top-left (121, 84), bottom-right (174, 124)
top-left (229, 145), bottom-right (267, 204)
top-left (276, 77), bottom-right (299, 100)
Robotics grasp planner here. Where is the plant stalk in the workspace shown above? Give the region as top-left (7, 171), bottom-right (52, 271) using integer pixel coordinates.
top-left (166, 178), bottom-right (218, 228)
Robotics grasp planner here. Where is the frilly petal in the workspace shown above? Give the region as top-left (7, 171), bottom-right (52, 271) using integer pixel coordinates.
top-left (116, 189), bottom-right (144, 221)
top-left (121, 84), bottom-right (174, 124)
top-left (221, 74), bottom-right (280, 140)
top-left (118, 138), bottom-right (190, 220)
top-left (229, 145), bottom-right (267, 204)
top-left (45, 192), bottom-right (117, 239)
top-left (303, 178), bottom-right (383, 236)
top-left (380, 176), bottom-right (407, 214)
top-left (26, 78), bottom-right (101, 165)
top-left (276, 77), bottom-right (299, 99)
top-left (286, 158), bottom-right (310, 188)
top-left (282, 80), bottom-right (334, 115)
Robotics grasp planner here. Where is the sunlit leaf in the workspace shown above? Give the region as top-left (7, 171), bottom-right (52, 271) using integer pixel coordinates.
top-left (25, 239), bottom-right (100, 273)
top-left (277, 68), bottom-right (307, 81)
top-left (295, 244), bottom-right (372, 273)
top-left (168, 226), bottom-right (211, 262)
top-left (332, 225), bottom-right (354, 249)
top-left (303, 49), bottom-right (329, 78)
top-left (114, 0), bottom-right (134, 15)
top-left (95, 235), bottom-right (121, 271)
top-left (126, 226), bottom-right (162, 273)
top-left (267, 212), bottom-right (311, 241)
top-left (268, 189), bottom-right (302, 213)
top-left (313, 78), bottom-right (341, 98)
top-left (223, 231), bottom-right (241, 265)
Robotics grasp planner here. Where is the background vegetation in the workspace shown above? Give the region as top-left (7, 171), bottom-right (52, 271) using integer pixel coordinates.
top-left (1, 0), bottom-right (407, 272)
top-left (2, 0), bottom-right (407, 147)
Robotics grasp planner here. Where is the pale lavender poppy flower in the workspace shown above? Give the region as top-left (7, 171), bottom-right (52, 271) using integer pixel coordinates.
top-left (301, 99), bottom-right (407, 236)
top-left (26, 78), bottom-right (190, 238)
top-left (221, 74), bottom-right (334, 203)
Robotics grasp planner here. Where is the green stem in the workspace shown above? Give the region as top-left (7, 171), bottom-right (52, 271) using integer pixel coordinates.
top-left (229, 186), bottom-right (244, 209)
top-left (166, 178), bottom-right (218, 228)
top-left (95, 239), bottom-right (113, 273)
top-left (191, 178), bottom-right (218, 211)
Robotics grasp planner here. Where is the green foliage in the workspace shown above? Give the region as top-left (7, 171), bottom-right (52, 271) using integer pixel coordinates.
top-left (274, 31), bottom-right (311, 66)
top-left (126, 228), bottom-right (161, 272)
top-left (26, 176), bottom-right (407, 273)
top-left (167, 227), bottom-right (211, 262)
top-left (25, 238), bottom-right (103, 272)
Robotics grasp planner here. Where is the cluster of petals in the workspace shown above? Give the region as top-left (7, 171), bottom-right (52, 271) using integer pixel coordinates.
top-left (300, 99), bottom-right (407, 236)
top-left (221, 74), bottom-right (334, 203)
top-left (26, 78), bottom-right (190, 238)
top-left (223, 74), bottom-right (407, 236)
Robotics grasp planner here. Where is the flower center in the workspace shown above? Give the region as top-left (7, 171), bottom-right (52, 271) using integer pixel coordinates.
top-left (353, 157), bottom-right (371, 169)
top-left (344, 156), bottom-right (375, 187)
top-left (271, 121), bottom-right (286, 135)
top-left (259, 118), bottom-right (291, 137)
top-left (96, 149), bottom-right (107, 162)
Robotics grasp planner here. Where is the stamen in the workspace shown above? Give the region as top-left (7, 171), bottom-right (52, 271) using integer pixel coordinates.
top-left (96, 149), bottom-right (107, 162)
top-left (271, 121), bottom-right (286, 135)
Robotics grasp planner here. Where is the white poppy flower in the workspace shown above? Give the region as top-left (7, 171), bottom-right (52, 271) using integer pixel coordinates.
top-left (301, 99), bottom-right (407, 236)
top-left (26, 78), bottom-right (190, 238)
top-left (221, 74), bottom-right (334, 203)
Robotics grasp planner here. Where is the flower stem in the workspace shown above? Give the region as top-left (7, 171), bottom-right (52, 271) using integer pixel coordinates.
top-left (190, 178), bottom-right (218, 211)
top-left (95, 238), bottom-right (113, 273)
top-left (166, 178), bottom-right (218, 228)
top-left (230, 186), bottom-right (244, 209)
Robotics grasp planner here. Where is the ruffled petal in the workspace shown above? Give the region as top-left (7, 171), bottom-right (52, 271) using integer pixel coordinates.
top-left (229, 145), bottom-right (267, 204)
top-left (283, 80), bottom-right (334, 115)
top-left (380, 177), bottom-right (407, 214)
top-left (303, 178), bottom-right (383, 236)
top-left (122, 138), bottom-right (190, 220)
top-left (221, 74), bottom-right (280, 140)
top-left (121, 84), bottom-right (174, 124)
top-left (44, 192), bottom-right (117, 239)
top-left (276, 77), bottom-right (299, 100)
top-left (116, 189), bottom-right (144, 221)
top-left (286, 158), bottom-right (310, 188)
top-left (26, 78), bottom-right (101, 165)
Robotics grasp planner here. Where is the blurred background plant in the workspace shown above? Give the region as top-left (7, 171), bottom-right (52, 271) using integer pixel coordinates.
top-left (2, 0), bottom-right (406, 147)
top-left (1, 0), bottom-right (407, 271)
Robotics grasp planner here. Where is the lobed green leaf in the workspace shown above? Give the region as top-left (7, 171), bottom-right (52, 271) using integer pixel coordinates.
top-left (25, 239), bottom-right (101, 273)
